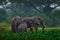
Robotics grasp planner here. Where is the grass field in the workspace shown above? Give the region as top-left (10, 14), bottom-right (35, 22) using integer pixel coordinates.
top-left (0, 23), bottom-right (60, 40)
top-left (0, 22), bottom-right (60, 30)
top-left (0, 29), bottom-right (60, 40)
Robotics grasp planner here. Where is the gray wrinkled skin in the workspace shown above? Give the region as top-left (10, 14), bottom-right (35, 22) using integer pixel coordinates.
top-left (33, 17), bottom-right (45, 31)
top-left (22, 17), bottom-right (34, 31)
top-left (22, 17), bottom-right (45, 31)
top-left (11, 16), bottom-right (21, 32)
top-left (18, 21), bottom-right (27, 32)
top-left (11, 16), bottom-right (45, 32)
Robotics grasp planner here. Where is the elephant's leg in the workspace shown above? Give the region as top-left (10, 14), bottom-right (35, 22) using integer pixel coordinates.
top-left (16, 27), bottom-right (18, 32)
top-left (15, 26), bottom-right (19, 33)
top-left (41, 23), bottom-right (45, 31)
top-left (30, 27), bottom-right (33, 31)
top-left (42, 25), bottom-right (45, 31)
top-left (16, 22), bottom-right (20, 32)
top-left (27, 23), bottom-right (32, 31)
top-left (34, 26), bottom-right (38, 31)
top-left (14, 27), bottom-right (17, 33)
top-left (28, 23), bottom-right (33, 31)
top-left (34, 23), bottom-right (38, 31)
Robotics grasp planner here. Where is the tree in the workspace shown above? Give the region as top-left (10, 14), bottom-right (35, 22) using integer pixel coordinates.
top-left (0, 8), bottom-right (7, 22)
top-left (51, 9), bottom-right (60, 27)
top-left (9, 0), bottom-right (60, 15)
top-left (0, 0), bottom-right (6, 5)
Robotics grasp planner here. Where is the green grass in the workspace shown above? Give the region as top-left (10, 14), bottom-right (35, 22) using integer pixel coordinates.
top-left (0, 23), bottom-right (60, 40)
top-left (0, 22), bottom-right (60, 31)
top-left (0, 29), bottom-right (60, 40)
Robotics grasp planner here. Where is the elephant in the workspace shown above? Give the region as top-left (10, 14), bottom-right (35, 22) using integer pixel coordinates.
top-left (22, 17), bottom-right (34, 31)
top-left (18, 20), bottom-right (27, 32)
top-left (33, 17), bottom-right (45, 31)
top-left (22, 17), bottom-right (45, 31)
top-left (11, 16), bottom-right (45, 32)
top-left (11, 16), bottom-right (21, 32)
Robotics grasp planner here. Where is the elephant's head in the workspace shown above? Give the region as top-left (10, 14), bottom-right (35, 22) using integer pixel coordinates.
top-left (11, 16), bottom-right (21, 32)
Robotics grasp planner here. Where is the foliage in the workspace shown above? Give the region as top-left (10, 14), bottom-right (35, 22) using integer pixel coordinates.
top-left (0, 8), bottom-right (7, 22)
top-left (51, 9), bottom-right (60, 27)
top-left (9, 0), bottom-right (60, 14)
